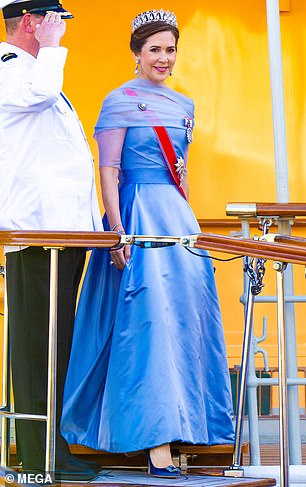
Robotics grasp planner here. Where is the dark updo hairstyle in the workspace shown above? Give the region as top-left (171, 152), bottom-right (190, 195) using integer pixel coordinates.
top-left (130, 21), bottom-right (179, 54)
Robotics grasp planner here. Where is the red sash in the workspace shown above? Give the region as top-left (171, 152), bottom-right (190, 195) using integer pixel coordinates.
top-left (124, 88), bottom-right (187, 200)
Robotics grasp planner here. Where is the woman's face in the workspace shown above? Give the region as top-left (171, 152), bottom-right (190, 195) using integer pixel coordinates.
top-left (135, 30), bottom-right (177, 84)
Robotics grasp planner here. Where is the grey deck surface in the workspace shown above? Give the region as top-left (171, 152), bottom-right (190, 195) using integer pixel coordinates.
top-left (90, 469), bottom-right (276, 486)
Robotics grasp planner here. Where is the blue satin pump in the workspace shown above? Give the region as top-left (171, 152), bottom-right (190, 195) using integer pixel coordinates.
top-left (147, 451), bottom-right (181, 478)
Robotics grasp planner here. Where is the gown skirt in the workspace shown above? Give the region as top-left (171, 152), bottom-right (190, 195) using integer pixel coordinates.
top-left (61, 168), bottom-right (235, 453)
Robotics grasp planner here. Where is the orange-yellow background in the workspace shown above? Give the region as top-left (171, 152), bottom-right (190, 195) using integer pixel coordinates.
top-left (1, 0), bottom-right (302, 213)
top-left (1, 0), bottom-right (306, 407)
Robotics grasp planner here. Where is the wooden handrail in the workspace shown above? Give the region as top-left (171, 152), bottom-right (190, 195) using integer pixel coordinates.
top-left (2, 230), bottom-right (306, 266)
top-left (256, 203), bottom-right (306, 217)
top-left (198, 218), bottom-right (306, 228)
top-left (274, 235), bottom-right (306, 246)
top-left (0, 230), bottom-right (121, 248)
top-left (226, 202), bottom-right (306, 218)
top-left (195, 234), bottom-right (306, 266)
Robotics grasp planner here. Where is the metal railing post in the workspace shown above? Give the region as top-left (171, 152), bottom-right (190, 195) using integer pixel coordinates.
top-left (45, 248), bottom-right (58, 476)
top-left (274, 261), bottom-right (290, 487)
top-left (278, 220), bottom-right (301, 464)
top-left (1, 259), bottom-right (10, 467)
top-left (224, 260), bottom-right (257, 476)
top-left (233, 279), bottom-right (255, 469)
top-left (240, 219), bottom-right (261, 466)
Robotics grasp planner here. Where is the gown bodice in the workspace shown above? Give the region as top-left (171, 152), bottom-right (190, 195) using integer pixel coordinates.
top-left (121, 126), bottom-right (187, 171)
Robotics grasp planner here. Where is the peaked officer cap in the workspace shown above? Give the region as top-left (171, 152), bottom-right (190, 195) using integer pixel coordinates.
top-left (0, 0), bottom-right (73, 19)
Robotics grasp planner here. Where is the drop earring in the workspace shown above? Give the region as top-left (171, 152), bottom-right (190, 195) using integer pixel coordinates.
top-left (134, 60), bottom-right (140, 75)
top-left (170, 69), bottom-right (173, 76)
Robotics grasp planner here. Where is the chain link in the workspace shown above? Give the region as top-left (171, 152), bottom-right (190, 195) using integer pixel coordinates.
top-left (244, 256), bottom-right (266, 295)
top-left (258, 218), bottom-right (273, 234)
top-left (243, 218), bottom-right (272, 296)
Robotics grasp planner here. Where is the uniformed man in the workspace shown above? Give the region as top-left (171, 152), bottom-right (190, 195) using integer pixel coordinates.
top-left (0, 0), bottom-right (102, 480)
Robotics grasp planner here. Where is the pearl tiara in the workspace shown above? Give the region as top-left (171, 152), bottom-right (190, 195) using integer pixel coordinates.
top-left (132, 9), bottom-right (178, 34)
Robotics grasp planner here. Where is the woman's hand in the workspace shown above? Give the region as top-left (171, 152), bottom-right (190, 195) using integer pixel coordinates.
top-left (110, 245), bottom-right (131, 270)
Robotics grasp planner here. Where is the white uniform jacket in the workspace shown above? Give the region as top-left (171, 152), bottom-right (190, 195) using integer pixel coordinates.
top-left (0, 42), bottom-right (102, 237)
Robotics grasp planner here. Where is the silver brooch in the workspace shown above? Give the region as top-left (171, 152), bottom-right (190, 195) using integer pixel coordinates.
top-left (184, 116), bottom-right (193, 144)
top-left (138, 102), bottom-right (147, 111)
top-left (175, 157), bottom-right (185, 182)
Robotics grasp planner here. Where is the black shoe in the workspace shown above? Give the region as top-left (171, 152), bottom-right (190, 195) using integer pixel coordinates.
top-left (71, 455), bottom-right (102, 473)
top-left (54, 460), bottom-right (97, 482)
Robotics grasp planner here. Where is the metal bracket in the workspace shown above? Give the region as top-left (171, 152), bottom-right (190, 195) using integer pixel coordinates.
top-left (259, 233), bottom-right (278, 243)
top-left (179, 453), bottom-right (189, 474)
top-left (120, 234), bottom-right (200, 248)
top-left (253, 316), bottom-right (269, 372)
top-left (43, 246), bottom-right (65, 251)
top-left (180, 235), bottom-right (199, 247)
top-left (273, 261), bottom-right (287, 272)
top-left (224, 466), bottom-right (245, 477)
top-left (226, 203), bottom-right (257, 217)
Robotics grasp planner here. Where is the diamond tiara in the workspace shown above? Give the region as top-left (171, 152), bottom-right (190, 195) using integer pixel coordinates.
top-left (132, 9), bottom-right (178, 34)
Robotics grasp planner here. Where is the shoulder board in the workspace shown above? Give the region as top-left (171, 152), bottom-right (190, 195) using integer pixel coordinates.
top-left (1, 53), bottom-right (18, 63)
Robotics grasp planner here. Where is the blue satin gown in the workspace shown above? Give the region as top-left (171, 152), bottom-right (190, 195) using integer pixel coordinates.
top-left (61, 79), bottom-right (234, 453)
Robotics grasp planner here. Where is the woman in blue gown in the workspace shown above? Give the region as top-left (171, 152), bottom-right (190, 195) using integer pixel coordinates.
top-left (61, 9), bottom-right (234, 476)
